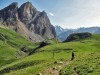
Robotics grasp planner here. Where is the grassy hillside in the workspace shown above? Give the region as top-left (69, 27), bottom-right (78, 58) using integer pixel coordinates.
top-left (0, 34), bottom-right (99, 75)
top-left (0, 27), bottom-right (38, 68)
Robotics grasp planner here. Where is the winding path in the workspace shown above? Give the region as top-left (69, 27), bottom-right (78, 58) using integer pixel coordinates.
top-left (44, 60), bottom-right (71, 75)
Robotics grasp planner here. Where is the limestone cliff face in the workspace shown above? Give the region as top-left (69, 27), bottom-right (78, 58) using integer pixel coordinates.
top-left (0, 2), bottom-right (18, 25)
top-left (29, 11), bottom-right (56, 39)
top-left (18, 2), bottom-right (56, 39)
top-left (0, 2), bottom-right (56, 42)
top-left (18, 2), bottom-right (37, 25)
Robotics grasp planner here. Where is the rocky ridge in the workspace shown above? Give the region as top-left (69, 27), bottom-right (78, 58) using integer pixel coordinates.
top-left (0, 2), bottom-right (56, 42)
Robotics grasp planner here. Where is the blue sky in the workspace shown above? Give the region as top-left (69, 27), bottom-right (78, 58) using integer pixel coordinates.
top-left (0, 0), bottom-right (100, 28)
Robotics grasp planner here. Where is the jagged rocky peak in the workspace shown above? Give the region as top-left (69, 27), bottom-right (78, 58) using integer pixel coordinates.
top-left (3, 2), bottom-right (18, 10)
top-left (40, 11), bottom-right (47, 16)
top-left (18, 1), bottom-right (37, 24)
top-left (8, 2), bottom-right (18, 9)
top-left (0, 2), bottom-right (18, 25)
top-left (0, 1), bottom-right (56, 42)
top-left (31, 10), bottom-right (56, 39)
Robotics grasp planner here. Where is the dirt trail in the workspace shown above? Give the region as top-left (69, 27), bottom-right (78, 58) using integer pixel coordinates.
top-left (73, 68), bottom-right (78, 75)
top-left (44, 60), bottom-right (71, 75)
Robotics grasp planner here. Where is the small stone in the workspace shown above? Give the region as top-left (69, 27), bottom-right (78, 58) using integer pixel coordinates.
top-left (54, 61), bottom-right (57, 64)
top-left (52, 67), bottom-right (57, 70)
top-left (37, 73), bottom-right (42, 75)
top-left (58, 61), bottom-right (63, 65)
top-left (50, 72), bottom-right (53, 74)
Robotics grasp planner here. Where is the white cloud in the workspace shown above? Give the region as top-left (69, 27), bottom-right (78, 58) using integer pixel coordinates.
top-left (49, 12), bottom-right (55, 17)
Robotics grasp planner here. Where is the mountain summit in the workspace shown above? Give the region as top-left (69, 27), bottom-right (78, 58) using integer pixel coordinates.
top-left (0, 2), bottom-right (56, 42)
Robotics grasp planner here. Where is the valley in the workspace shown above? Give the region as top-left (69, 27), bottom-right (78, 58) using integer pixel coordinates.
top-left (0, 27), bottom-right (100, 75)
top-left (0, 1), bottom-right (100, 75)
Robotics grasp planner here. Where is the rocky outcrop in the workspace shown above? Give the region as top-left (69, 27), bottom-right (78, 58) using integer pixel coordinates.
top-left (18, 1), bottom-right (37, 25)
top-left (18, 2), bottom-right (56, 39)
top-left (64, 32), bottom-right (92, 42)
top-left (0, 2), bottom-right (56, 42)
top-left (29, 11), bottom-right (56, 39)
top-left (0, 2), bottom-right (18, 25)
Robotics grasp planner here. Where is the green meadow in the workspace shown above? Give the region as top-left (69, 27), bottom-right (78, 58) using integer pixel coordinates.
top-left (0, 27), bottom-right (100, 75)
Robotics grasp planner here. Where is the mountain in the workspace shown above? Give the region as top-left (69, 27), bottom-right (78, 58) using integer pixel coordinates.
top-left (76, 27), bottom-right (100, 33)
top-left (96, 29), bottom-right (100, 33)
top-left (55, 25), bottom-right (66, 36)
top-left (0, 2), bottom-right (56, 42)
top-left (58, 29), bottom-right (75, 41)
top-left (64, 32), bottom-right (92, 42)
top-left (55, 26), bottom-right (100, 41)
top-left (0, 32), bottom-right (100, 75)
top-left (0, 24), bottom-right (38, 67)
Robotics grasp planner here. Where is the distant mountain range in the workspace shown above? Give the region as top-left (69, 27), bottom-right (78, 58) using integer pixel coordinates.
top-left (0, 2), bottom-right (56, 42)
top-left (55, 25), bottom-right (66, 36)
top-left (55, 25), bottom-right (100, 41)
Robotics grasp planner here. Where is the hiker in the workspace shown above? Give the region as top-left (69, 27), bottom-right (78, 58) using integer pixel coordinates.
top-left (71, 51), bottom-right (75, 60)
